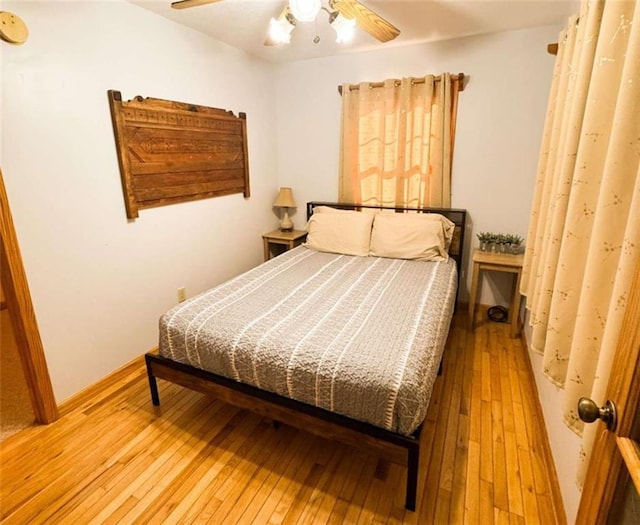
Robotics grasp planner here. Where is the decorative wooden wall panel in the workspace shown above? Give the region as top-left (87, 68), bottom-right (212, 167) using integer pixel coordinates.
top-left (108, 90), bottom-right (250, 219)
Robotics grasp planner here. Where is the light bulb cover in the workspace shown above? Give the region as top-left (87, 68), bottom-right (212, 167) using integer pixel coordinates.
top-left (331, 13), bottom-right (356, 43)
top-left (268, 16), bottom-right (295, 44)
top-left (288, 0), bottom-right (321, 22)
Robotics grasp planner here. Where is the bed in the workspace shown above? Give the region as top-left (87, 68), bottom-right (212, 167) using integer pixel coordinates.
top-left (145, 201), bottom-right (467, 510)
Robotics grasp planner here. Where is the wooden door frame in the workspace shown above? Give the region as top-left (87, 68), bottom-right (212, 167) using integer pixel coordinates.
top-left (575, 256), bottom-right (640, 522)
top-left (0, 169), bottom-right (58, 424)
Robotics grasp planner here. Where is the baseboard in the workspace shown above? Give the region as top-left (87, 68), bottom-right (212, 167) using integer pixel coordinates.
top-left (519, 329), bottom-right (568, 525)
top-left (58, 348), bottom-right (158, 417)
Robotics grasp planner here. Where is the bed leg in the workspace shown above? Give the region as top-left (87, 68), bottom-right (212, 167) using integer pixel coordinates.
top-left (145, 356), bottom-right (160, 406)
top-left (405, 442), bottom-right (419, 511)
top-left (148, 374), bottom-right (160, 406)
top-left (438, 360), bottom-right (443, 376)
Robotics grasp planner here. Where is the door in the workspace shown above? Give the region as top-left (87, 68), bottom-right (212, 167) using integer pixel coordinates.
top-left (0, 169), bottom-right (58, 424)
top-left (575, 257), bottom-right (640, 523)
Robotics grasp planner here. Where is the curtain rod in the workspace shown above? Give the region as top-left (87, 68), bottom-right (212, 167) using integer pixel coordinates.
top-left (548, 15), bottom-right (579, 56)
top-left (338, 73), bottom-right (465, 95)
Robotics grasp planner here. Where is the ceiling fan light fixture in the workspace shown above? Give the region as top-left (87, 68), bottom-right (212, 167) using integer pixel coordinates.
top-left (288, 0), bottom-right (321, 22)
top-left (330, 13), bottom-right (356, 43)
top-left (268, 16), bottom-right (295, 44)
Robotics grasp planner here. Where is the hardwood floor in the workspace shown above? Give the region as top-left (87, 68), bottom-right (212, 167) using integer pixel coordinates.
top-left (0, 312), bottom-right (565, 524)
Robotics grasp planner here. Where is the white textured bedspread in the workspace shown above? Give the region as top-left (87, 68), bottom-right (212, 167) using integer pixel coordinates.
top-left (159, 246), bottom-right (457, 435)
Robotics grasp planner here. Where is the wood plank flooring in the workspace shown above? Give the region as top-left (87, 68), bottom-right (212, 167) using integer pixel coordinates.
top-left (0, 311), bottom-right (565, 524)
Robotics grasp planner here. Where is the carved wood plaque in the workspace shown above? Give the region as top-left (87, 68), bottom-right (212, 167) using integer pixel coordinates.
top-left (108, 90), bottom-right (250, 219)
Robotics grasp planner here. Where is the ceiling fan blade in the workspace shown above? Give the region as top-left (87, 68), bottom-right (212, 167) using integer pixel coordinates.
top-left (171, 0), bottom-right (224, 10)
top-left (330, 0), bottom-right (400, 42)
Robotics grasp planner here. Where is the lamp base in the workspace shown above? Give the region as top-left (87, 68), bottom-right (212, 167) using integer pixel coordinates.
top-left (279, 209), bottom-right (293, 232)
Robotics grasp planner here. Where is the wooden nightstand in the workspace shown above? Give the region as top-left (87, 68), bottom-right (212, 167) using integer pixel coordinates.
top-left (262, 230), bottom-right (307, 261)
top-left (468, 249), bottom-right (524, 338)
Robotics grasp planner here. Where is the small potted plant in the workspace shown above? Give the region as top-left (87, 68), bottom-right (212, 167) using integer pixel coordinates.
top-left (495, 233), bottom-right (508, 253)
top-left (476, 232), bottom-right (492, 251)
top-left (505, 234), bottom-right (524, 254)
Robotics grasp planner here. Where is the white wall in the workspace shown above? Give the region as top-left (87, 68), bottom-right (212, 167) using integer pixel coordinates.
top-left (1, 1), bottom-right (279, 402)
top-left (273, 25), bottom-right (560, 305)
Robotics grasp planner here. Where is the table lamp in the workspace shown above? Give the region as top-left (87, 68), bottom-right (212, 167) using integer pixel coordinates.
top-left (273, 187), bottom-right (296, 232)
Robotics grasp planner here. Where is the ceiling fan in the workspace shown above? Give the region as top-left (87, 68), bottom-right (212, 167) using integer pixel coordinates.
top-left (170, 0), bottom-right (400, 46)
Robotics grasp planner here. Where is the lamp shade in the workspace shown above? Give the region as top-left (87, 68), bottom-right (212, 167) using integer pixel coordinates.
top-left (273, 187), bottom-right (296, 208)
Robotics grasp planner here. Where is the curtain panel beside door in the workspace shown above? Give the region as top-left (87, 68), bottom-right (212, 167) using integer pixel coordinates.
top-left (521, 0), bottom-right (640, 484)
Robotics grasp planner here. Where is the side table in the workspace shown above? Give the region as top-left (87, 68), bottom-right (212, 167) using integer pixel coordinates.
top-left (468, 249), bottom-right (524, 338)
top-left (262, 229), bottom-right (307, 261)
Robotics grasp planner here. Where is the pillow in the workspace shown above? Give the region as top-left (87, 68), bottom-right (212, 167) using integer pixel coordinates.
top-left (313, 207), bottom-right (454, 249)
top-left (305, 212), bottom-right (374, 256)
top-left (430, 213), bottom-right (456, 250)
top-left (388, 213), bottom-right (454, 250)
top-left (369, 213), bottom-right (451, 261)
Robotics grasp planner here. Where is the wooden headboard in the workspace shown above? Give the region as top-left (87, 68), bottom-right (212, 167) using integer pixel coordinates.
top-left (108, 90), bottom-right (250, 219)
top-left (306, 201), bottom-right (467, 278)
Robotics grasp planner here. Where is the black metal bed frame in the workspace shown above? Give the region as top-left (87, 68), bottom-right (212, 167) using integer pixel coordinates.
top-left (145, 202), bottom-right (467, 511)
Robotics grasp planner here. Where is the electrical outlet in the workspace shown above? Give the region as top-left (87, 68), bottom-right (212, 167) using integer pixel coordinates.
top-left (177, 287), bottom-right (187, 303)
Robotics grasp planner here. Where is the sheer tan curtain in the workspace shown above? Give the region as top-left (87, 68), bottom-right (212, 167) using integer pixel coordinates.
top-left (521, 0), bottom-right (640, 482)
top-left (339, 74), bottom-right (462, 208)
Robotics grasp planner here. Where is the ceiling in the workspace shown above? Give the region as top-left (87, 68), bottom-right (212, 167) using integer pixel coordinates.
top-left (130, 0), bottom-right (578, 63)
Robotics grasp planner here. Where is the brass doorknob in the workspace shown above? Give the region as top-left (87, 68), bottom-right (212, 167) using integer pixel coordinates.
top-left (577, 397), bottom-right (617, 432)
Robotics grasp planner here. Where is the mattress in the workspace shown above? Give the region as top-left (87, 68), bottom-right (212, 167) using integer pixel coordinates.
top-left (159, 246), bottom-right (457, 436)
